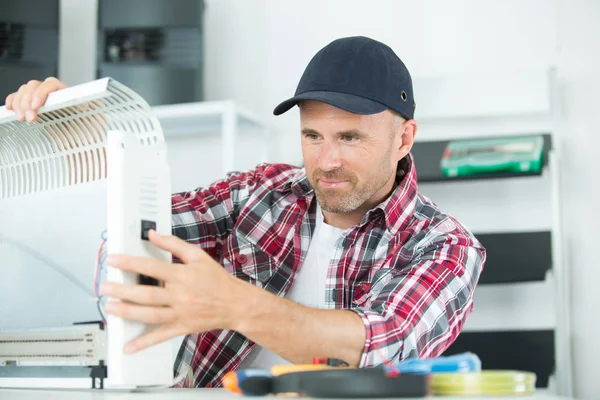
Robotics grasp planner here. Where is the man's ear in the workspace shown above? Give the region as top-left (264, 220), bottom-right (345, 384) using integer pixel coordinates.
top-left (396, 119), bottom-right (418, 160)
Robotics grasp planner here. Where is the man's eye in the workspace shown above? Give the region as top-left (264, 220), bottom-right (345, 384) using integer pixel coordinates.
top-left (342, 135), bottom-right (358, 142)
top-left (305, 134), bottom-right (319, 140)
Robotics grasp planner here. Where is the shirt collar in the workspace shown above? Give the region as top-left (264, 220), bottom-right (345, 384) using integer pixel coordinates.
top-left (288, 154), bottom-right (418, 234)
top-left (363, 154), bottom-right (418, 234)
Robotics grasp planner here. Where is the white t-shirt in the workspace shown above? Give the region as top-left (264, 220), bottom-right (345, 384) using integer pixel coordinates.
top-left (237, 205), bottom-right (344, 369)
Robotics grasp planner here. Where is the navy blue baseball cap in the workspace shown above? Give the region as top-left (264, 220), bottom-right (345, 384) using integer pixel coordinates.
top-left (273, 36), bottom-right (415, 120)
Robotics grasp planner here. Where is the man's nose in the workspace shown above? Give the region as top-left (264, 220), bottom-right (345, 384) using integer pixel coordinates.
top-left (317, 140), bottom-right (342, 171)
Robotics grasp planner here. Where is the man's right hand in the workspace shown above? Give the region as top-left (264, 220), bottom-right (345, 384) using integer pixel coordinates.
top-left (4, 77), bottom-right (69, 123)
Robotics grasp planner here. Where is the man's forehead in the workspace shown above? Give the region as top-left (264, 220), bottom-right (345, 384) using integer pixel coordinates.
top-left (299, 100), bottom-right (390, 123)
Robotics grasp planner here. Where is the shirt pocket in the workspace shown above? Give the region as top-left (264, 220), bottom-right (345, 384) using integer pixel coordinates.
top-left (352, 267), bottom-right (395, 308)
top-left (222, 235), bottom-right (276, 285)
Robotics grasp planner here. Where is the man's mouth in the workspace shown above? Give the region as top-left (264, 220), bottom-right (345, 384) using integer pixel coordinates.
top-left (318, 179), bottom-right (349, 189)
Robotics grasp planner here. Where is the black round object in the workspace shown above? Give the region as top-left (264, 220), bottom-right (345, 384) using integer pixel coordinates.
top-left (273, 367), bottom-right (429, 398)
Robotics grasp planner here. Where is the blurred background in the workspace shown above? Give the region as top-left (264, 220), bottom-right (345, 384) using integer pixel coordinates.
top-left (1, 0), bottom-right (598, 398)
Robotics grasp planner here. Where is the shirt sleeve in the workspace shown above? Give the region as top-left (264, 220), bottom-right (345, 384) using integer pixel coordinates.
top-left (169, 163), bottom-right (272, 261)
top-left (351, 217), bottom-right (486, 367)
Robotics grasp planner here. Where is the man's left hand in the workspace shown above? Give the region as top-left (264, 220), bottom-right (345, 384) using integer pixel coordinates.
top-left (99, 229), bottom-right (249, 354)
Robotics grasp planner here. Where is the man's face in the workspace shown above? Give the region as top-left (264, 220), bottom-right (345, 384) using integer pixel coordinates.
top-left (299, 100), bottom-right (408, 214)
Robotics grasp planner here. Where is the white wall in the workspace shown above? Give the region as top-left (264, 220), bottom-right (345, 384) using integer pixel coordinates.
top-left (203, 0), bottom-right (269, 111)
top-left (554, 0), bottom-right (600, 397)
top-left (204, 0), bottom-right (558, 164)
top-left (203, 0), bottom-right (600, 398)
top-left (58, 0), bottom-right (98, 85)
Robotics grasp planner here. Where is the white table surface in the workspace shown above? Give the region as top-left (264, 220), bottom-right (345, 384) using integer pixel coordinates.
top-left (0, 388), bottom-right (580, 400)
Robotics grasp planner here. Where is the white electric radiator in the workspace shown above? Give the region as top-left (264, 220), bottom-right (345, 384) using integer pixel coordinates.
top-left (0, 78), bottom-right (173, 389)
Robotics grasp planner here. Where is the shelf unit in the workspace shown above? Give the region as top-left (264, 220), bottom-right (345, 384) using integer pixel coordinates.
top-left (412, 133), bottom-right (552, 183)
top-left (411, 68), bottom-right (572, 396)
top-left (97, 0), bottom-right (205, 106)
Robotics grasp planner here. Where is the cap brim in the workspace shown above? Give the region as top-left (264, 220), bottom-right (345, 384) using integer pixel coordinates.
top-left (273, 91), bottom-right (388, 116)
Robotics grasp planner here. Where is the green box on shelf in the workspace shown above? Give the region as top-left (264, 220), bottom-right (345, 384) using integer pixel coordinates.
top-left (440, 136), bottom-right (544, 178)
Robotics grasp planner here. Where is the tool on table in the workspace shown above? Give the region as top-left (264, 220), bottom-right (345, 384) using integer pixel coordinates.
top-left (223, 352), bottom-right (481, 397)
top-left (388, 352), bottom-right (481, 374)
top-left (431, 370), bottom-right (537, 396)
top-left (272, 367), bottom-right (429, 398)
top-left (223, 362), bottom-right (346, 395)
top-left (225, 366), bottom-right (429, 398)
top-left (223, 369), bottom-right (273, 395)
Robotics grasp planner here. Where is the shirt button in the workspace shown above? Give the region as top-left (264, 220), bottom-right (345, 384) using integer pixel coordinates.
top-left (236, 254), bottom-right (248, 265)
top-left (300, 184), bottom-right (309, 191)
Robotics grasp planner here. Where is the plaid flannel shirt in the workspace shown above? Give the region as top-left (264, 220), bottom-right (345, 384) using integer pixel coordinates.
top-left (171, 155), bottom-right (485, 388)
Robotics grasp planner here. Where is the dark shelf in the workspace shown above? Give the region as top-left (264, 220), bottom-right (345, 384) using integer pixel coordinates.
top-left (0, 61), bottom-right (52, 68)
top-left (99, 0), bottom-right (204, 29)
top-left (99, 62), bottom-right (198, 69)
top-left (476, 231), bottom-right (552, 284)
top-left (100, 61), bottom-right (163, 67)
top-left (443, 330), bottom-right (555, 388)
top-left (412, 133), bottom-right (552, 183)
top-left (0, 0), bottom-right (59, 27)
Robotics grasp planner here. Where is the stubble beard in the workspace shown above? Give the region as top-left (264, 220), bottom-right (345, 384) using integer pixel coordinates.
top-left (311, 150), bottom-right (395, 214)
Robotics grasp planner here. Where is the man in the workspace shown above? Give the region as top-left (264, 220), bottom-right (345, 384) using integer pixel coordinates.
top-left (5, 36), bottom-right (485, 388)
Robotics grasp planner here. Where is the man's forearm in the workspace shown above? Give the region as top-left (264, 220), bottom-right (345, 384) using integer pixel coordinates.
top-left (230, 279), bottom-right (366, 366)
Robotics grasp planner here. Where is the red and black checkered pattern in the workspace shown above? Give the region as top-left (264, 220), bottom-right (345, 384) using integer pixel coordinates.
top-left (170, 155), bottom-right (485, 387)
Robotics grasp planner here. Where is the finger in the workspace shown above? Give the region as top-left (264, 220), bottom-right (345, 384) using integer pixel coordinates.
top-left (31, 77), bottom-right (68, 110)
top-left (148, 229), bottom-right (205, 264)
top-left (20, 80), bottom-right (42, 122)
top-left (5, 93), bottom-right (15, 110)
top-left (100, 282), bottom-right (172, 306)
top-left (124, 324), bottom-right (183, 354)
top-left (107, 254), bottom-right (175, 282)
top-left (12, 85), bottom-right (27, 121)
top-left (104, 301), bottom-right (173, 325)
